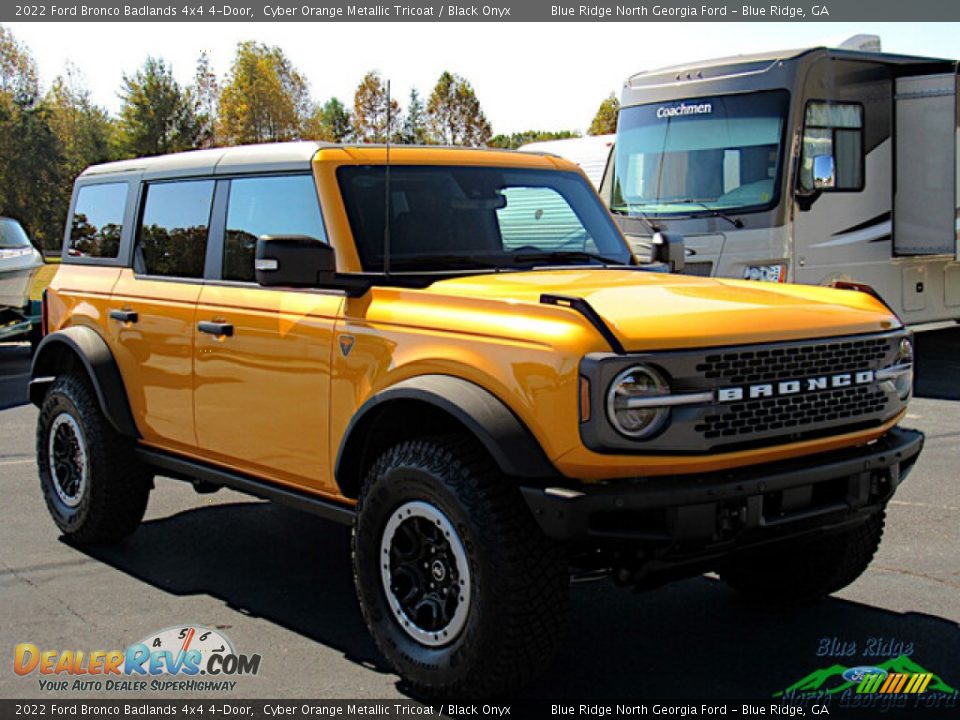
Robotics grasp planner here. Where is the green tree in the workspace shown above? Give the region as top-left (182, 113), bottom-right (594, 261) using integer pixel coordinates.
top-left (0, 25), bottom-right (38, 105)
top-left (117, 57), bottom-right (201, 157)
top-left (43, 66), bottom-right (116, 252)
top-left (352, 71), bottom-right (400, 143)
top-left (401, 88), bottom-right (429, 145)
top-left (588, 93), bottom-right (620, 135)
top-left (488, 129), bottom-right (581, 150)
top-left (304, 97), bottom-right (352, 142)
top-left (193, 51), bottom-right (219, 147)
top-left (426, 71), bottom-right (492, 147)
top-left (218, 41), bottom-right (309, 145)
top-left (0, 25), bottom-right (63, 252)
top-left (46, 65), bottom-right (115, 177)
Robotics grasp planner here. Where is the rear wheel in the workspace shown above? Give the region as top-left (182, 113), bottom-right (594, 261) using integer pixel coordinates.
top-left (36, 374), bottom-right (151, 544)
top-left (352, 436), bottom-right (568, 698)
top-left (719, 511), bottom-right (885, 605)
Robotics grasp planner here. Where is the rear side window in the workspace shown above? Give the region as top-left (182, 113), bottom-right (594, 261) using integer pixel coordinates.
top-left (68, 183), bottom-right (127, 259)
top-left (137, 180), bottom-right (214, 278)
top-left (224, 175), bottom-right (326, 282)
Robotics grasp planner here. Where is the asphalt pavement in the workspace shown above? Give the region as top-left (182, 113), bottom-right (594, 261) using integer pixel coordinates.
top-left (1, 330), bottom-right (958, 700)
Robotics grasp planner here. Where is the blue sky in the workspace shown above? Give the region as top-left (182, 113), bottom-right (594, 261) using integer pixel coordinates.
top-left (8, 22), bottom-right (960, 135)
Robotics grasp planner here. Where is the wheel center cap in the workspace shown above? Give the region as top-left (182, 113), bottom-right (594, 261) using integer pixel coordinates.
top-left (431, 559), bottom-right (447, 582)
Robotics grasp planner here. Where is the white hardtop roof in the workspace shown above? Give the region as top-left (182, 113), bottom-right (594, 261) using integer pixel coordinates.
top-left (79, 141), bottom-right (336, 180)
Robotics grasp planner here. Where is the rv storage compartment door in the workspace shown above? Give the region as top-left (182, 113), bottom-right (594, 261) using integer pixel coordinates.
top-left (894, 73), bottom-right (956, 256)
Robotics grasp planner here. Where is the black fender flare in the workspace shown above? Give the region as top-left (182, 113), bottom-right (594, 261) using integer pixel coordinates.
top-left (335, 375), bottom-right (557, 488)
top-left (30, 326), bottom-right (139, 438)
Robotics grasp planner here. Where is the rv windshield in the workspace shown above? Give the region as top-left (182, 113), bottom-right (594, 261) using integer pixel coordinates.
top-left (610, 90), bottom-right (790, 218)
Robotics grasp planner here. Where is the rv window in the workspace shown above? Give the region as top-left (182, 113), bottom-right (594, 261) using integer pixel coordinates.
top-left (800, 102), bottom-right (864, 192)
top-left (68, 183), bottom-right (127, 259)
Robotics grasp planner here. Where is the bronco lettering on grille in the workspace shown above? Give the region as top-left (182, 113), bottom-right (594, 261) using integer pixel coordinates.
top-left (717, 370), bottom-right (876, 403)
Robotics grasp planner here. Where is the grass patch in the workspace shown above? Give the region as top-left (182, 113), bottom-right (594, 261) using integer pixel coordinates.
top-left (30, 261), bottom-right (59, 301)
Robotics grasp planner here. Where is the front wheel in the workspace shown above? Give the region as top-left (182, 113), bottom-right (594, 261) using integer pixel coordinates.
top-left (719, 510), bottom-right (886, 605)
top-left (36, 374), bottom-right (152, 544)
top-left (352, 437), bottom-right (568, 698)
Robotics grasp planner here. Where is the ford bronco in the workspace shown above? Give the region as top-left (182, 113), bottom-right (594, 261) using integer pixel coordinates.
top-left (31, 142), bottom-right (922, 697)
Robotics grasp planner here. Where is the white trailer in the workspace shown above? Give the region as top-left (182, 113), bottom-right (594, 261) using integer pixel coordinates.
top-left (605, 40), bottom-right (960, 324)
top-left (520, 134), bottom-right (615, 188)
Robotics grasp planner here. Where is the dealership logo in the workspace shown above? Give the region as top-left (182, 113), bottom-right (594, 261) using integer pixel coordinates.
top-left (718, 370), bottom-right (875, 403)
top-left (14, 625), bottom-right (261, 692)
top-left (656, 102), bottom-right (713, 119)
top-left (775, 655), bottom-right (955, 699)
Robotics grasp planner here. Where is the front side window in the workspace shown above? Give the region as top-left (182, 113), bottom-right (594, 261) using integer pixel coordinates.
top-left (338, 166), bottom-right (629, 272)
top-left (610, 90), bottom-right (790, 217)
top-left (137, 180), bottom-right (214, 278)
top-left (68, 183), bottom-right (127, 258)
top-left (223, 175), bottom-right (326, 282)
top-left (799, 102), bottom-right (864, 191)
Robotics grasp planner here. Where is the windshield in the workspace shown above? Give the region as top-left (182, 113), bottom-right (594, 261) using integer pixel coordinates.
top-left (0, 218), bottom-right (32, 249)
top-left (610, 90), bottom-right (790, 218)
top-left (337, 166), bottom-right (632, 272)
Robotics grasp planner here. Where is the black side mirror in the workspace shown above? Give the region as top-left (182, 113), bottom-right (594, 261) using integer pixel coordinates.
top-left (255, 235), bottom-right (336, 288)
top-left (651, 231), bottom-right (685, 273)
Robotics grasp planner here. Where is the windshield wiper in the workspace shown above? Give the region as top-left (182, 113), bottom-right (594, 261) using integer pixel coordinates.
top-left (677, 201), bottom-right (744, 229)
top-left (607, 203), bottom-right (661, 233)
top-left (509, 250), bottom-right (628, 267)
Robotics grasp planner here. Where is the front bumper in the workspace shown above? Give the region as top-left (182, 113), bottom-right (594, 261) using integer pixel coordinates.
top-left (521, 427), bottom-right (923, 548)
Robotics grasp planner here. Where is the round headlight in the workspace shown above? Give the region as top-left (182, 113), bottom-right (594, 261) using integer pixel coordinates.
top-left (606, 365), bottom-right (671, 439)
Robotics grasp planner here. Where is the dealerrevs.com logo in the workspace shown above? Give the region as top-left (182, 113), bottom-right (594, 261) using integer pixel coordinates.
top-left (14, 625), bottom-right (261, 692)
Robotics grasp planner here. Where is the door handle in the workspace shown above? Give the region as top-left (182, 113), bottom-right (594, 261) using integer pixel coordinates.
top-left (109, 309), bottom-right (138, 324)
top-left (198, 321), bottom-right (234, 337)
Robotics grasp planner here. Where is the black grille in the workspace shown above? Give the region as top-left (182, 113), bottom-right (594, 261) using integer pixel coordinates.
top-left (696, 337), bottom-right (890, 385)
top-left (696, 385), bottom-right (889, 440)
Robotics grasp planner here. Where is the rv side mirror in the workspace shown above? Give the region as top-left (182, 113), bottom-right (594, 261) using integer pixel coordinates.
top-left (255, 235), bottom-right (336, 287)
top-left (812, 154), bottom-right (836, 190)
top-left (652, 232), bottom-right (685, 273)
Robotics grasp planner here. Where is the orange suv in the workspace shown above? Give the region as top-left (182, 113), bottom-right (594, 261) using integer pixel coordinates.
top-left (32, 142), bottom-right (922, 697)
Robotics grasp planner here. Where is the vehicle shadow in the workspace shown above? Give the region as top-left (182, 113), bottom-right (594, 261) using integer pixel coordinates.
top-left (0, 342), bottom-right (31, 410)
top-left (914, 326), bottom-right (960, 401)
top-left (69, 500), bottom-right (960, 700)
top-left (66, 500), bottom-right (389, 673)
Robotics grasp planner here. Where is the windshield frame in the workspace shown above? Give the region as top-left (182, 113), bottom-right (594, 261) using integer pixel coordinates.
top-left (610, 89), bottom-right (791, 220)
top-left (336, 164), bottom-right (634, 274)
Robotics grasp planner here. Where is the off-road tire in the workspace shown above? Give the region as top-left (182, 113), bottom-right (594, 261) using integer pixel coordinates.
top-left (352, 436), bottom-right (569, 699)
top-left (720, 510), bottom-right (886, 605)
top-left (37, 373), bottom-right (151, 544)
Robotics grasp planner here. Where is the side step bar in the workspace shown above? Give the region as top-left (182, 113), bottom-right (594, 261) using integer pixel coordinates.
top-left (136, 448), bottom-right (356, 526)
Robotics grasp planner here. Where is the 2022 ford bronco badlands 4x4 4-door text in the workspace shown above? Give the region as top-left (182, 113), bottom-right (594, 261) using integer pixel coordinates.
top-left (32, 142), bottom-right (922, 697)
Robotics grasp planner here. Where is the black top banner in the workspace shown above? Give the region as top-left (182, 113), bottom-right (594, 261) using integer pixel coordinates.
top-left (6, 0), bottom-right (960, 22)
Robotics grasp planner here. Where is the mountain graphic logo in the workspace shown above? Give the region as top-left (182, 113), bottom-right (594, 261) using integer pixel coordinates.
top-left (774, 655), bottom-right (956, 697)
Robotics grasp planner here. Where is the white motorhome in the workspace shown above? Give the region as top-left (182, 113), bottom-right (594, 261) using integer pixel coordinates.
top-left (605, 38), bottom-right (960, 324)
top-left (520, 134), bottom-right (615, 188)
